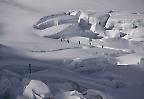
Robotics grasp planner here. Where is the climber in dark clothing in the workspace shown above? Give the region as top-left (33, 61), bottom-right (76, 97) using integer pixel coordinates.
top-left (102, 45), bottom-right (104, 48)
top-left (78, 41), bottom-right (81, 44)
top-left (67, 40), bottom-right (69, 43)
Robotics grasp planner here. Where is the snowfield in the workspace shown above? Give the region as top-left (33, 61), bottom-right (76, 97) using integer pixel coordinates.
top-left (0, 0), bottom-right (144, 99)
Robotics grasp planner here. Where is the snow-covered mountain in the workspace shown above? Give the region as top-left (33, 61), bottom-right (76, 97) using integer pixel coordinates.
top-left (0, 0), bottom-right (144, 99)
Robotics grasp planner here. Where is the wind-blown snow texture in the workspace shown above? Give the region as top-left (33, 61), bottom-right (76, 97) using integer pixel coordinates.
top-left (0, 0), bottom-right (144, 99)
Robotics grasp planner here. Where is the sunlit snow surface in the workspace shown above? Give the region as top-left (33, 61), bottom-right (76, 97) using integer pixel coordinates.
top-left (0, 0), bottom-right (144, 99)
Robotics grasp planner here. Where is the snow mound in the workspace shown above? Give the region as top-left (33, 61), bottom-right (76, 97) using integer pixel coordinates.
top-left (106, 12), bottom-right (144, 40)
top-left (34, 11), bottom-right (78, 30)
top-left (54, 90), bottom-right (86, 99)
top-left (33, 11), bottom-right (144, 49)
top-left (18, 79), bottom-right (51, 99)
top-left (34, 10), bottom-right (108, 40)
top-left (117, 53), bottom-right (144, 65)
top-left (105, 30), bottom-right (126, 38)
top-left (83, 89), bottom-right (107, 99)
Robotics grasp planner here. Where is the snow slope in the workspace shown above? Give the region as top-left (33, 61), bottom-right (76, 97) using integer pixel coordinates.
top-left (0, 0), bottom-right (144, 99)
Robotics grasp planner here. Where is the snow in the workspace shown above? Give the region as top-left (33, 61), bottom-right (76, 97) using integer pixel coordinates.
top-left (83, 89), bottom-right (107, 99)
top-left (1, 0), bottom-right (144, 99)
top-left (105, 30), bottom-right (126, 38)
top-left (105, 12), bottom-right (144, 42)
top-left (20, 79), bottom-right (51, 99)
top-left (54, 90), bottom-right (86, 99)
top-left (117, 53), bottom-right (144, 65)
